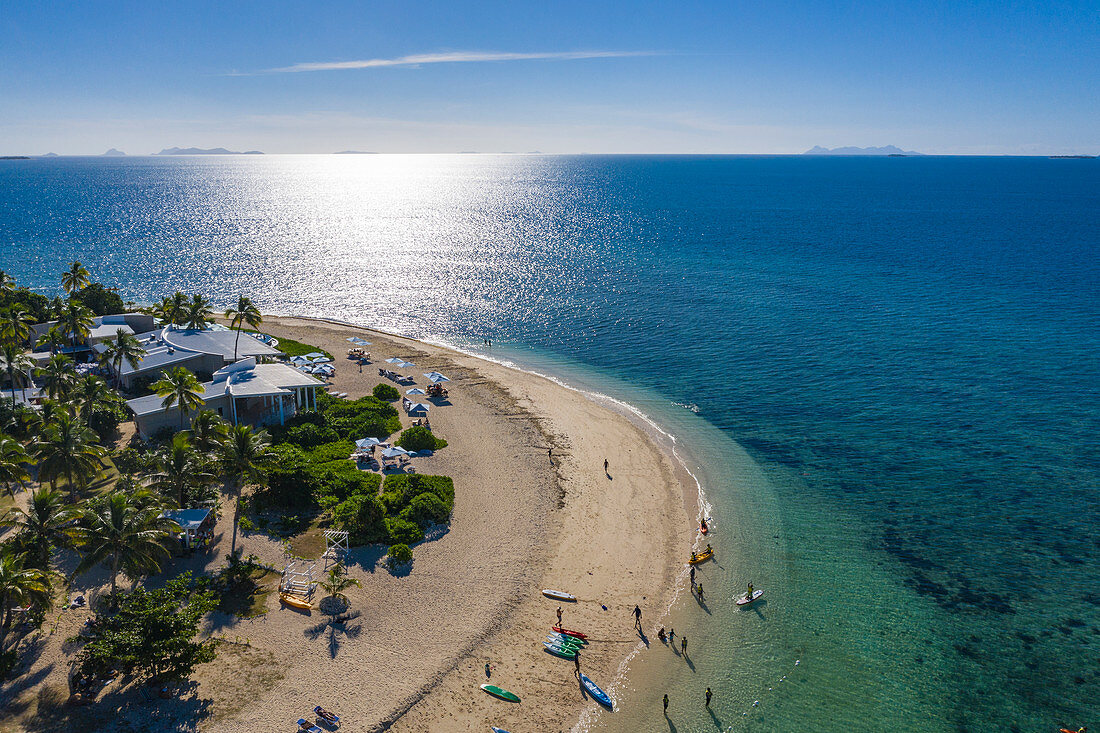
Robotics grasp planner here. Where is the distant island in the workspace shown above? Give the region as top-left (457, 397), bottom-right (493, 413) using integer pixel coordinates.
top-left (0, 155), bottom-right (30, 160)
top-left (42, 152), bottom-right (59, 157)
top-left (804, 145), bottom-right (923, 156)
top-left (153, 147), bottom-right (264, 155)
top-left (101, 148), bottom-right (126, 157)
top-left (334, 150), bottom-right (378, 155)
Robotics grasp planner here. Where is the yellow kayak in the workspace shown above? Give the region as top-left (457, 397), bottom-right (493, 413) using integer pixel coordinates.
top-left (279, 592), bottom-right (313, 610)
top-left (688, 549), bottom-right (714, 565)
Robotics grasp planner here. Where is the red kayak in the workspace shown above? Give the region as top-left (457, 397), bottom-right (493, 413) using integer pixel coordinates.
top-left (551, 625), bottom-right (588, 640)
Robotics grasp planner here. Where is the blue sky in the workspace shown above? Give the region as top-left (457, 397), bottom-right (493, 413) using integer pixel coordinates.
top-left (1, 1), bottom-right (1097, 154)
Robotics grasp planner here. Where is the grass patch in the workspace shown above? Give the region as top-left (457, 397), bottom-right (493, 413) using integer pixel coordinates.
top-left (52, 457), bottom-right (120, 496)
top-left (263, 334), bottom-right (332, 359)
top-left (216, 567), bottom-right (280, 618)
top-left (286, 524), bottom-right (328, 560)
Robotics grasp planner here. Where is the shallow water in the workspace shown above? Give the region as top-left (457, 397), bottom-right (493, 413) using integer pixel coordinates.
top-left (1, 154), bottom-right (1097, 730)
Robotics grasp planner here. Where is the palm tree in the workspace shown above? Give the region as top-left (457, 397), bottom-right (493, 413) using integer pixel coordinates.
top-left (318, 562), bottom-right (360, 610)
top-left (34, 324), bottom-right (66, 355)
top-left (225, 296), bottom-right (263, 361)
top-left (61, 261), bottom-right (91, 295)
top-left (0, 549), bottom-right (50, 649)
top-left (98, 328), bottom-right (147, 390)
top-left (0, 433), bottom-right (32, 499)
top-left (151, 433), bottom-right (214, 508)
top-left (37, 354), bottom-right (77, 401)
top-left (0, 487), bottom-right (78, 567)
top-left (73, 374), bottom-right (121, 422)
top-left (187, 409), bottom-right (228, 454)
top-left (165, 292), bottom-right (188, 328)
top-left (0, 308), bottom-right (35, 347)
top-left (59, 300), bottom-right (93, 352)
top-left (74, 489), bottom-right (178, 596)
top-left (152, 367), bottom-right (205, 431)
top-left (183, 294), bottom-right (213, 330)
top-left (35, 411), bottom-right (107, 500)
top-left (221, 424), bottom-right (271, 554)
top-left (0, 270), bottom-right (14, 295)
top-left (2, 344), bottom-right (34, 409)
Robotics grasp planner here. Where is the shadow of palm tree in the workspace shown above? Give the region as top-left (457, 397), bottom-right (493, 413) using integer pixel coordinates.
top-left (305, 610), bottom-right (362, 659)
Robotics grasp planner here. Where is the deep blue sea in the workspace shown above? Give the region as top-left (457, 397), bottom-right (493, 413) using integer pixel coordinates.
top-left (1, 155), bottom-right (1097, 731)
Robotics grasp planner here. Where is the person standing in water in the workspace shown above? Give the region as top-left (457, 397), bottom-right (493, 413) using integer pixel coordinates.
top-left (696, 583), bottom-right (704, 600)
top-left (681, 636), bottom-right (688, 656)
top-left (706, 687), bottom-right (712, 707)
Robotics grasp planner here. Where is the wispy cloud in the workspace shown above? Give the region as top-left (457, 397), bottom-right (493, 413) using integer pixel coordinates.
top-left (265, 50), bottom-right (655, 74)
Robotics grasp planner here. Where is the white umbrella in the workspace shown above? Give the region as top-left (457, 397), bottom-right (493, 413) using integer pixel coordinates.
top-left (304, 352), bottom-right (327, 359)
top-left (290, 356), bottom-right (310, 364)
top-left (385, 357), bottom-right (404, 364)
top-left (407, 402), bottom-right (430, 414)
top-left (346, 337), bottom-right (359, 343)
top-left (355, 437), bottom-right (383, 448)
top-left (423, 372), bottom-right (450, 382)
top-left (310, 356), bottom-right (333, 363)
top-left (397, 361), bottom-right (416, 369)
top-left (405, 388), bottom-right (426, 395)
top-left (380, 446), bottom-right (409, 458)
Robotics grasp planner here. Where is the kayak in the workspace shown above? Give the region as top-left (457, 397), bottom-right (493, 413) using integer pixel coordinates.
top-left (547, 634), bottom-right (583, 649)
top-left (542, 589), bottom-right (577, 602)
top-left (481, 684), bottom-right (521, 703)
top-left (543, 642), bottom-right (577, 659)
top-left (552, 625), bottom-right (588, 640)
top-left (491, 728), bottom-right (511, 733)
top-left (579, 673), bottom-right (613, 709)
top-left (736, 589), bottom-right (764, 606)
top-left (688, 549), bottom-right (714, 564)
top-left (548, 631), bottom-right (587, 646)
top-left (279, 592), bottom-right (312, 610)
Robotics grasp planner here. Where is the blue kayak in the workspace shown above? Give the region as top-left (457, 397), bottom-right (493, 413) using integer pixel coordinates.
top-left (580, 673), bottom-right (613, 709)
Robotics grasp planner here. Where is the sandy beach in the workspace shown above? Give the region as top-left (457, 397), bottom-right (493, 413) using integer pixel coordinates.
top-left (1, 316), bottom-right (694, 732)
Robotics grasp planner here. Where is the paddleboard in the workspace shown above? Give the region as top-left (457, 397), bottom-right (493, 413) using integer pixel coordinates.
top-left (543, 642), bottom-right (577, 658)
top-left (279, 592), bottom-right (313, 610)
top-left (579, 673), bottom-right (613, 709)
top-left (551, 625), bottom-right (588, 639)
top-left (541, 589), bottom-right (577, 602)
top-left (548, 631), bottom-right (587, 645)
top-left (688, 549), bottom-right (714, 564)
top-left (736, 589), bottom-right (764, 606)
top-left (481, 684), bottom-right (521, 703)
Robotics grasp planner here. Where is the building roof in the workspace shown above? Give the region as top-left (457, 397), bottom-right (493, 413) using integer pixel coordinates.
top-left (162, 508), bottom-right (212, 530)
top-left (88, 323), bottom-right (135, 340)
top-left (124, 379), bottom-right (231, 417)
top-left (163, 327), bottom-right (283, 361)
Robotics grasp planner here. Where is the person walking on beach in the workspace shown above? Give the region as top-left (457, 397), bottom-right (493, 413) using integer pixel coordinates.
top-left (604, 458), bottom-right (609, 474)
top-left (668, 627), bottom-right (675, 643)
top-left (632, 604), bottom-right (642, 629)
top-left (485, 662), bottom-right (492, 679)
top-left (706, 687), bottom-right (712, 707)
top-left (681, 636), bottom-right (688, 656)
top-left (690, 566), bottom-right (696, 587)
top-left (574, 647), bottom-right (581, 676)
top-left (663, 693), bottom-right (669, 714)
top-left (548, 447), bottom-right (553, 462)
top-left (696, 583), bottom-right (704, 601)
top-left (557, 606), bottom-right (563, 626)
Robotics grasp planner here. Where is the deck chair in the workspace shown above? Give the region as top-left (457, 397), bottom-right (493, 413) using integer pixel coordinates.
top-left (297, 719), bottom-right (323, 733)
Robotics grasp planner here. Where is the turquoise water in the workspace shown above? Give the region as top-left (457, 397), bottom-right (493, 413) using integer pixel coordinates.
top-left (1, 155), bottom-right (1097, 730)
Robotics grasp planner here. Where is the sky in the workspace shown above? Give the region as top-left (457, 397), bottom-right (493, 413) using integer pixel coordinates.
top-left (1, 1), bottom-right (1097, 155)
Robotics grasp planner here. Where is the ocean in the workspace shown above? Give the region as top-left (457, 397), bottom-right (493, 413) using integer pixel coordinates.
top-left (1, 154), bottom-right (1097, 731)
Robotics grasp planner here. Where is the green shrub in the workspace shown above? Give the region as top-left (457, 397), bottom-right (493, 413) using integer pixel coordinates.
top-left (285, 422), bottom-right (339, 448)
top-left (315, 460), bottom-right (380, 502)
top-left (381, 474), bottom-right (454, 516)
top-left (262, 444), bottom-right (318, 507)
top-left (88, 404), bottom-right (126, 441)
top-left (0, 649), bottom-right (17, 681)
top-left (332, 494), bottom-right (388, 544)
top-left (372, 383), bottom-right (400, 401)
top-left (384, 516), bottom-right (424, 545)
top-left (238, 516), bottom-right (257, 531)
top-left (400, 492), bottom-right (451, 528)
top-left (71, 283), bottom-right (124, 316)
top-left (395, 425), bottom-right (447, 452)
top-left (284, 409), bottom-right (324, 429)
top-left (387, 543), bottom-right (412, 567)
top-left (301, 441), bottom-right (356, 464)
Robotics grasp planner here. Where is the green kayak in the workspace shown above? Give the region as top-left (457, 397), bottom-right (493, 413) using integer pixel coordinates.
top-left (481, 684), bottom-right (521, 703)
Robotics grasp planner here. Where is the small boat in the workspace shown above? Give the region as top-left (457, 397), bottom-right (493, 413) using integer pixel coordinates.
top-left (543, 642), bottom-right (577, 658)
top-left (688, 548), bottom-right (714, 564)
top-left (280, 593), bottom-right (313, 610)
top-left (548, 631), bottom-right (587, 646)
top-left (547, 634), bottom-right (583, 649)
top-left (542, 589), bottom-right (577, 602)
top-left (736, 589), bottom-right (764, 606)
top-left (551, 625), bottom-right (588, 639)
top-left (481, 684), bottom-right (521, 703)
top-left (579, 673), bottom-right (613, 709)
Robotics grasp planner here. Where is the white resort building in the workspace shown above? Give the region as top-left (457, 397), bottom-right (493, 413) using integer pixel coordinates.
top-left (125, 357), bottom-right (323, 439)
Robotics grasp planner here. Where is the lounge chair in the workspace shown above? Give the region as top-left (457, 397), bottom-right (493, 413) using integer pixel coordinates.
top-left (297, 719), bottom-right (323, 733)
top-left (314, 706), bottom-right (340, 724)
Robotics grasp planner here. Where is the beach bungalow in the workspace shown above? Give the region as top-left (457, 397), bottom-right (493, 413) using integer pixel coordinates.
top-left (92, 324), bottom-right (283, 390)
top-left (125, 358), bottom-right (322, 439)
top-left (162, 508), bottom-right (215, 550)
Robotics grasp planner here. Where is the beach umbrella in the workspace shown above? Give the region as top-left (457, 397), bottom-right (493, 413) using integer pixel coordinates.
top-left (355, 437), bottom-right (383, 449)
top-left (385, 357), bottom-right (404, 364)
top-left (346, 337), bottom-right (359, 343)
top-left (407, 402), bottom-right (430, 414)
top-left (426, 373), bottom-right (450, 383)
top-left (406, 388), bottom-right (426, 395)
top-left (380, 446), bottom-right (409, 458)
top-left (397, 361), bottom-right (416, 369)
top-left (290, 355), bottom-right (310, 364)
top-left (310, 356), bottom-right (333, 363)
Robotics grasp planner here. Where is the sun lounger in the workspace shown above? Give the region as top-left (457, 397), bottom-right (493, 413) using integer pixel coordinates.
top-left (297, 719), bottom-right (323, 733)
top-left (314, 706), bottom-right (340, 724)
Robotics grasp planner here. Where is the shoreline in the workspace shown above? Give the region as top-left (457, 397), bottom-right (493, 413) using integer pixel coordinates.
top-left (235, 316), bottom-right (696, 731)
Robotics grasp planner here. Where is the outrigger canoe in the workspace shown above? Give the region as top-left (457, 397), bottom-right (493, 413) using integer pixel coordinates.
top-left (481, 684), bottom-right (521, 703)
top-left (688, 549), bottom-right (714, 564)
top-left (542, 589), bottom-right (577, 602)
top-left (736, 589), bottom-right (764, 606)
top-left (279, 592), bottom-right (313, 610)
top-left (551, 625), bottom-right (588, 640)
